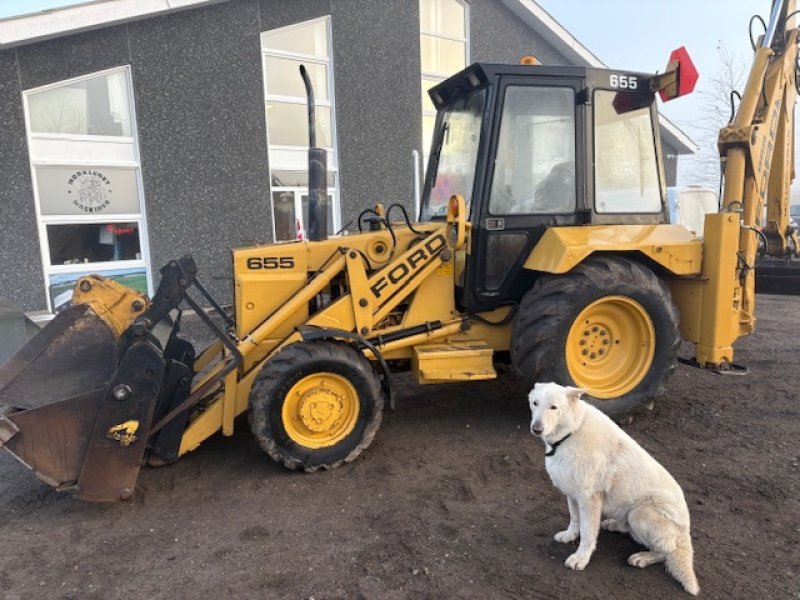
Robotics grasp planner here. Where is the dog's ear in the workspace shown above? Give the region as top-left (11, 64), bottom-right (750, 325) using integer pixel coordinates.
top-left (565, 386), bottom-right (587, 403)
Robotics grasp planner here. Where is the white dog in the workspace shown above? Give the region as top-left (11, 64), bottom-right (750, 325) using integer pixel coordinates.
top-left (529, 382), bottom-right (699, 595)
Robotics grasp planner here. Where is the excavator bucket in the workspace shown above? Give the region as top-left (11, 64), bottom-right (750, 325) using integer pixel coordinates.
top-left (755, 257), bottom-right (800, 295)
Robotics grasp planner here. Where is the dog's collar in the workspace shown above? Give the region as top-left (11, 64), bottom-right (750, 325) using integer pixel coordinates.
top-left (545, 433), bottom-right (572, 457)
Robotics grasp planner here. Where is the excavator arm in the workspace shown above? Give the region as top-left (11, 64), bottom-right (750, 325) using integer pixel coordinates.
top-left (718, 0), bottom-right (798, 311)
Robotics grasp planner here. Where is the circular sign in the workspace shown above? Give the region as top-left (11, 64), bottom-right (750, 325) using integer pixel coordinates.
top-left (67, 170), bottom-right (112, 213)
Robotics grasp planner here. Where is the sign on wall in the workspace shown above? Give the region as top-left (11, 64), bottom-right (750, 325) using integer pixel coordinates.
top-left (34, 165), bottom-right (141, 216)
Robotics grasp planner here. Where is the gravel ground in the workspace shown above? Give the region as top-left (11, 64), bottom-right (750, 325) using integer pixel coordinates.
top-left (1, 294), bottom-right (799, 599)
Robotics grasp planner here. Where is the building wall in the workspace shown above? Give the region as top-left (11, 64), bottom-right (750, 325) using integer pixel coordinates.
top-left (469, 0), bottom-right (567, 65)
top-left (255, 0), bottom-right (424, 221)
top-left (0, 0), bottom-right (682, 312)
top-left (5, 1), bottom-right (274, 309)
top-left (0, 49), bottom-right (42, 311)
top-left (127, 0), bottom-right (272, 301)
top-left (331, 0), bottom-right (423, 220)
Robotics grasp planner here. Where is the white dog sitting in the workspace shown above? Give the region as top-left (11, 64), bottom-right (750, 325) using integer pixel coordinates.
top-left (529, 382), bottom-right (699, 595)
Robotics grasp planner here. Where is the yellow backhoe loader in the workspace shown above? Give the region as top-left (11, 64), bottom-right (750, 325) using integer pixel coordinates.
top-left (1, 2), bottom-right (797, 502)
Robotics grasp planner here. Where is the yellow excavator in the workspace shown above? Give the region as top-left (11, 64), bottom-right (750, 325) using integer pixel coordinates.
top-left (0, 2), bottom-right (796, 502)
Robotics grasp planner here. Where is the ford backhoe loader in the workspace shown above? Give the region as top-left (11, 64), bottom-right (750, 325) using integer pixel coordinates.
top-left (1, 1), bottom-right (796, 502)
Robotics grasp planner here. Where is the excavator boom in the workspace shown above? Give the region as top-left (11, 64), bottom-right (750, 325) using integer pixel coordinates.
top-left (720, 0), bottom-right (799, 298)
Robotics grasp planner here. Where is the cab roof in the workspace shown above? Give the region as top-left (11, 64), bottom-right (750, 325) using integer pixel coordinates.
top-left (428, 63), bottom-right (654, 110)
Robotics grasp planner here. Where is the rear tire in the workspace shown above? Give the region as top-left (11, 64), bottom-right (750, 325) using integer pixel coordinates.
top-left (248, 341), bottom-right (383, 472)
top-left (511, 255), bottom-right (680, 416)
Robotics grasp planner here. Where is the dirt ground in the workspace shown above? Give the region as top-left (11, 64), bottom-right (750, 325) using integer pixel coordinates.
top-left (2, 294), bottom-right (800, 600)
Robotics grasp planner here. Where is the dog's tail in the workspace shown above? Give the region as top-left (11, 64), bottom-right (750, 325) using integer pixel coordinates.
top-left (666, 534), bottom-right (699, 596)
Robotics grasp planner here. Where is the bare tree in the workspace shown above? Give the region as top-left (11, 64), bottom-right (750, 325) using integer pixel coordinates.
top-left (680, 43), bottom-right (747, 190)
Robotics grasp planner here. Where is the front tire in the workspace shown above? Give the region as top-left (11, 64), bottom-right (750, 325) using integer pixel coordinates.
top-left (248, 341), bottom-right (383, 472)
top-left (511, 255), bottom-right (680, 416)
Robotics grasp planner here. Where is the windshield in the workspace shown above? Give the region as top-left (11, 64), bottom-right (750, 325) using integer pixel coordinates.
top-left (790, 205), bottom-right (800, 219)
top-left (420, 88), bottom-right (487, 219)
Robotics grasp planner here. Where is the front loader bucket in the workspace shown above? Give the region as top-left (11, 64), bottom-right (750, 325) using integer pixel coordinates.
top-left (0, 274), bottom-right (180, 501)
top-left (0, 256), bottom-right (226, 503)
top-left (0, 304), bottom-right (124, 497)
top-left (0, 297), bottom-right (41, 367)
top-left (0, 389), bottom-right (108, 489)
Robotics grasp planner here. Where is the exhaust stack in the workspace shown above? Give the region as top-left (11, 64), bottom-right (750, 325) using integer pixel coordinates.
top-left (300, 65), bottom-right (328, 241)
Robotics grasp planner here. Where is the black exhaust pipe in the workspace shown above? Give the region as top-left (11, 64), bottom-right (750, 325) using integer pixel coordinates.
top-left (300, 65), bottom-right (328, 241)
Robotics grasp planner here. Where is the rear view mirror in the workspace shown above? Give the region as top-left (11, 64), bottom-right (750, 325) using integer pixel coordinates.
top-left (612, 89), bottom-right (654, 114)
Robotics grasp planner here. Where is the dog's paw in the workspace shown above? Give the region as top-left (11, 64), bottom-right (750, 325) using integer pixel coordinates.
top-left (554, 529), bottom-right (578, 543)
top-left (565, 552), bottom-right (591, 570)
top-left (627, 551), bottom-right (664, 569)
top-left (600, 519), bottom-right (625, 533)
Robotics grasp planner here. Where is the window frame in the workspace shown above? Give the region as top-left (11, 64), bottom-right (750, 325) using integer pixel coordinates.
top-left (419, 0), bottom-right (470, 160)
top-left (261, 16), bottom-right (341, 242)
top-left (22, 65), bottom-right (153, 311)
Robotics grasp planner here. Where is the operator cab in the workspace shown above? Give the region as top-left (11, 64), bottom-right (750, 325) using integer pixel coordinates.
top-left (420, 63), bottom-right (668, 312)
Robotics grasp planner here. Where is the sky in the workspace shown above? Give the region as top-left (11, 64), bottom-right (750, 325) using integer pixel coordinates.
top-left (537, 0), bottom-right (793, 190)
top-left (0, 0), bottom-right (86, 19)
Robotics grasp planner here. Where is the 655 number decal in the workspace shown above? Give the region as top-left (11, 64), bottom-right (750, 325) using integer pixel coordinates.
top-left (609, 74), bottom-right (638, 90)
top-left (247, 256), bottom-right (295, 270)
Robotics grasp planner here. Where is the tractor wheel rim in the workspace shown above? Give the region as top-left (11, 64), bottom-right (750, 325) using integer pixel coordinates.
top-left (282, 372), bottom-right (360, 448)
top-left (565, 295), bottom-right (656, 399)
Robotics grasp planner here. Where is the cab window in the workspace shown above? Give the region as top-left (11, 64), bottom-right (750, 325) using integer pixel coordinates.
top-left (594, 89), bottom-right (661, 213)
top-left (489, 86), bottom-right (576, 215)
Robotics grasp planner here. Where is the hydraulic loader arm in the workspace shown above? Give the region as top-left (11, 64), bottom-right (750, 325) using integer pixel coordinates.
top-left (718, 0), bottom-right (798, 324)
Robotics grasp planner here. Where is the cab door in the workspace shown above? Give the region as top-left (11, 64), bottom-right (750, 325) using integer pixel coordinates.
top-left (460, 78), bottom-right (585, 313)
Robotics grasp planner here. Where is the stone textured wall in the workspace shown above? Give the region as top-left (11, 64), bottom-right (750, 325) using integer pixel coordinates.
top-left (469, 0), bottom-right (568, 65)
top-left (0, 49), bottom-right (42, 311)
top-left (330, 0), bottom-right (422, 220)
top-left (127, 0), bottom-right (271, 300)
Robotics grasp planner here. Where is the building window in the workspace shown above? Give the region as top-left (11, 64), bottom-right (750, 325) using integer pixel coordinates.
top-left (27, 70), bottom-right (132, 137)
top-left (261, 17), bottom-right (340, 241)
top-left (419, 0), bottom-right (469, 157)
top-left (23, 66), bottom-right (151, 312)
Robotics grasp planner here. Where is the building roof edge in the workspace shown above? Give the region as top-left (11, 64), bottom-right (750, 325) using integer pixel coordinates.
top-left (0, 0), bottom-right (228, 50)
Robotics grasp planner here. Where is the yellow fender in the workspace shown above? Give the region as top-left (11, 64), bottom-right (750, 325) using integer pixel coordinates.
top-left (522, 224), bottom-right (703, 276)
